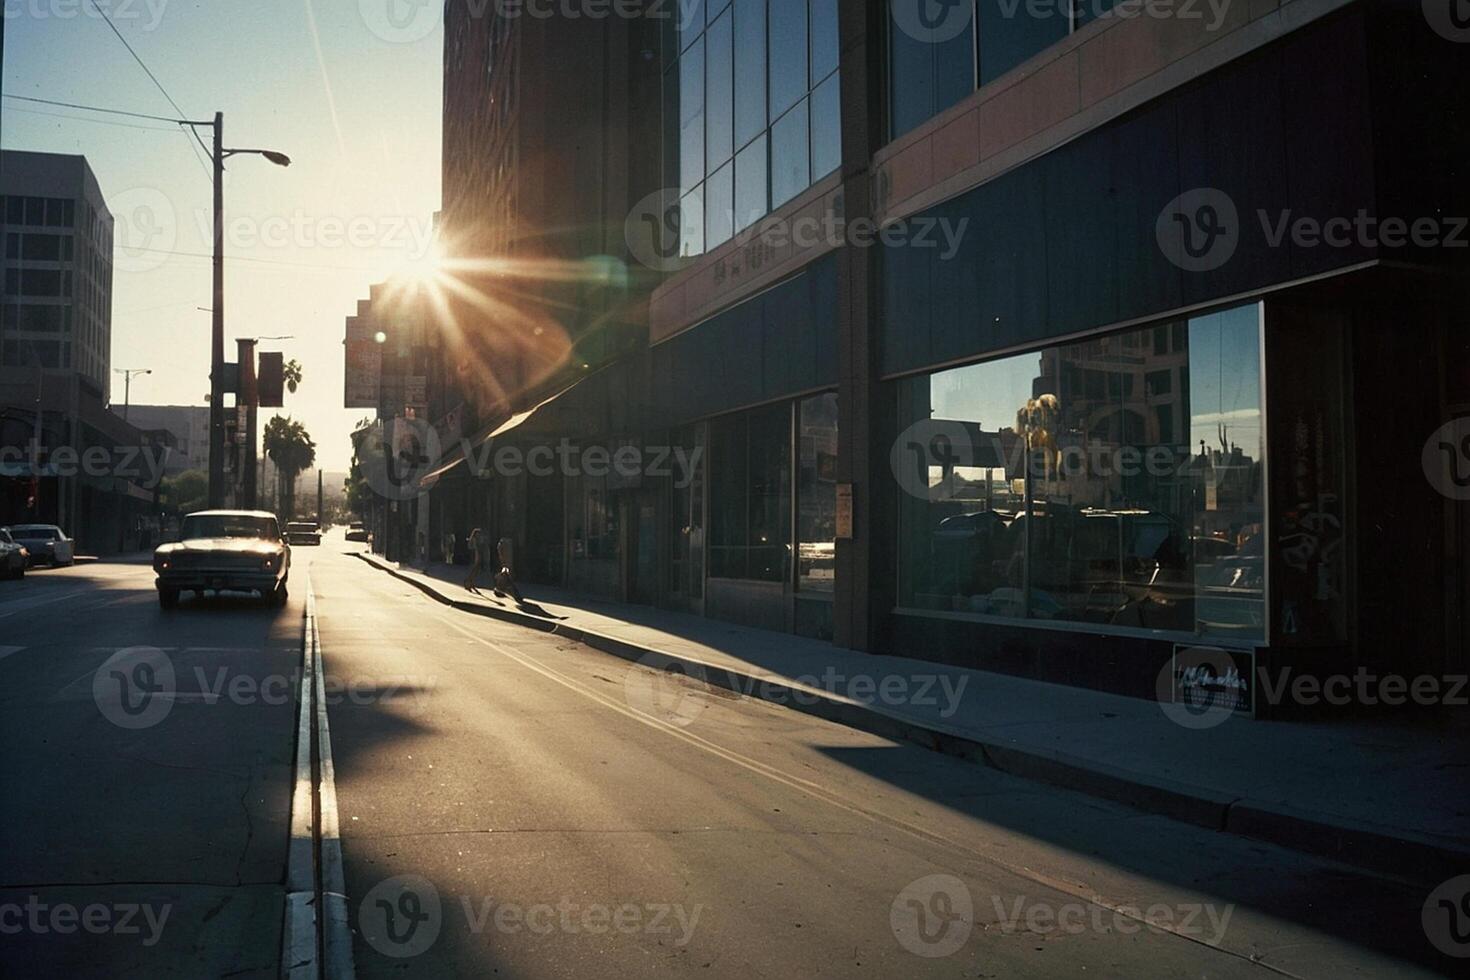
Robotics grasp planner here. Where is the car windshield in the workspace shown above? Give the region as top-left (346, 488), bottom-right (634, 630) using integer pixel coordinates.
top-left (181, 515), bottom-right (280, 541)
top-left (287, 523), bottom-right (316, 531)
top-left (13, 527), bottom-right (58, 540)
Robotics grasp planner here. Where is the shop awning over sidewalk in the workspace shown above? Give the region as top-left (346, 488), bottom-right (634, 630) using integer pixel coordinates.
top-left (417, 376), bottom-right (587, 488)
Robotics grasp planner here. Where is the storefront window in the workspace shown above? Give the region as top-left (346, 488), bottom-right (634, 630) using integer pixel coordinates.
top-left (897, 304), bottom-right (1266, 640)
top-left (798, 393), bottom-right (839, 592)
top-left (570, 467), bottom-right (620, 561)
top-left (666, 0), bottom-right (841, 254)
top-left (710, 403), bottom-right (792, 583)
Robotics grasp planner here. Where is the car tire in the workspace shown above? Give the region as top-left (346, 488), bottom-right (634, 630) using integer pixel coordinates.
top-left (159, 589), bottom-right (180, 609)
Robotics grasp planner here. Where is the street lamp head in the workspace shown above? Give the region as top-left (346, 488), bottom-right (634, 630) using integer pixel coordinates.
top-left (262, 151), bottom-right (292, 167)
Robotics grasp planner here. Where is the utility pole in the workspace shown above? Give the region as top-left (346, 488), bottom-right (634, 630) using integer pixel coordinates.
top-left (208, 111), bottom-right (225, 508)
top-left (317, 469), bottom-right (324, 525)
top-left (114, 368), bottom-right (151, 421)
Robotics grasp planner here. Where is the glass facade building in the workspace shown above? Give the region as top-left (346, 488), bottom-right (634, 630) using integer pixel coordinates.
top-left (666, 0), bottom-right (842, 256)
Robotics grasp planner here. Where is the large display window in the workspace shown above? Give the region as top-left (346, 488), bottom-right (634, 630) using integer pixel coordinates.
top-left (897, 304), bottom-right (1266, 641)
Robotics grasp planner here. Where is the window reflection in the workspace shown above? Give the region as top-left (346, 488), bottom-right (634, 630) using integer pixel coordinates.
top-left (898, 305), bottom-right (1266, 640)
top-left (666, 0), bottom-right (840, 257)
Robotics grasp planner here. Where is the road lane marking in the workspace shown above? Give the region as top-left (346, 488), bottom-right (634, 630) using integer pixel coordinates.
top-left (283, 574), bottom-right (355, 980)
top-left (408, 601), bottom-right (1294, 973)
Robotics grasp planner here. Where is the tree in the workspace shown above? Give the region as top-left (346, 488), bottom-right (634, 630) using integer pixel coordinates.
top-left (160, 469), bottom-right (208, 515)
top-left (283, 358), bottom-right (303, 395)
top-left (263, 415), bottom-right (316, 520)
top-left (345, 416), bottom-right (375, 517)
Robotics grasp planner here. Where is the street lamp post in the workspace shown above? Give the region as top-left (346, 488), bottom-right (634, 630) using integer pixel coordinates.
top-left (114, 368), bottom-right (151, 421)
top-left (185, 111), bottom-right (291, 508)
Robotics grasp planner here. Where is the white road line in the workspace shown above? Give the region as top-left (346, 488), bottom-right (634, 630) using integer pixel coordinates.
top-left (282, 586), bottom-right (318, 980)
top-left (313, 581), bottom-right (355, 980)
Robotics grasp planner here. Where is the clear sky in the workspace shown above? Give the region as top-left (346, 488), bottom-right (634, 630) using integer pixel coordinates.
top-left (2, 0), bottom-right (445, 472)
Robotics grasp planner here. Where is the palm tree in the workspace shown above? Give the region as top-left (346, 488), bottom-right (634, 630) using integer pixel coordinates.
top-left (263, 415), bottom-right (316, 520)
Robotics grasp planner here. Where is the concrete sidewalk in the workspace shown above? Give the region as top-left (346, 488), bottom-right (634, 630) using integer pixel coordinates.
top-left (357, 550), bottom-right (1470, 886)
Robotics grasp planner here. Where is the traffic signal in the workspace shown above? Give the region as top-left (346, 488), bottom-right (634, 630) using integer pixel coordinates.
top-left (258, 352), bottom-right (285, 407)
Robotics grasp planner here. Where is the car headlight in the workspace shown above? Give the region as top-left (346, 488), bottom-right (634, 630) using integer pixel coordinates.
top-left (262, 556), bottom-right (277, 570)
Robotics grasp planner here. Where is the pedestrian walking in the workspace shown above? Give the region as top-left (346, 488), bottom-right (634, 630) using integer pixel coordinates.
top-left (463, 527), bottom-right (485, 591)
top-left (493, 536), bottom-right (524, 604)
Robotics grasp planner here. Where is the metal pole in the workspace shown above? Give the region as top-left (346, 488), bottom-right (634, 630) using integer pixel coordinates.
top-left (123, 373), bottom-right (130, 421)
top-left (317, 469), bottom-right (324, 524)
top-left (208, 111), bottom-right (226, 508)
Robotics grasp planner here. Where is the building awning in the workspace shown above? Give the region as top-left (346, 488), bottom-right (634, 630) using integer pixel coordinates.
top-left (416, 377), bottom-right (586, 488)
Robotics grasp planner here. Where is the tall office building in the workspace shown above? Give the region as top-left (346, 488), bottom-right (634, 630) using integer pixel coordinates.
top-left (1, 150), bottom-right (115, 396)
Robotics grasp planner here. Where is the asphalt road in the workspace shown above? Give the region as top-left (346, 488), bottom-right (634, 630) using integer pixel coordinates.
top-left (311, 545), bottom-right (1450, 979)
top-left (0, 554), bottom-right (303, 977)
top-left (0, 541), bottom-right (1452, 977)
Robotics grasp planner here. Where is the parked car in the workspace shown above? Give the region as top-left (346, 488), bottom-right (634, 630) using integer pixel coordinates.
top-left (0, 529), bottom-right (28, 579)
top-left (9, 524), bottom-right (74, 567)
top-left (285, 521), bottom-right (323, 546)
top-left (153, 510), bottom-right (291, 609)
top-left (345, 521), bottom-right (370, 543)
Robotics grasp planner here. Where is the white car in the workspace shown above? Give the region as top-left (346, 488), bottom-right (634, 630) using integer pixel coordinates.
top-left (0, 529), bottom-right (28, 579)
top-left (8, 524), bottom-right (74, 567)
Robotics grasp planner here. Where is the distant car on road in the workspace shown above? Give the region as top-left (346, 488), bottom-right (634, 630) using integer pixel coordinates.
top-left (0, 528), bottom-right (28, 579)
top-left (153, 510), bottom-right (291, 609)
top-left (8, 525), bottom-right (74, 567)
top-left (285, 521), bottom-right (322, 546)
top-left (345, 521), bottom-right (370, 543)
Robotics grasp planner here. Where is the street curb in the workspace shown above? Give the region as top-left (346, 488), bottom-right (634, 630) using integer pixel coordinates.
top-left (357, 552), bottom-right (1468, 886)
